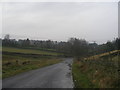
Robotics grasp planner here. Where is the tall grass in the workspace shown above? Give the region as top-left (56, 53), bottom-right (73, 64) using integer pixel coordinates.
top-left (72, 51), bottom-right (119, 88)
top-left (2, 54), bottom-right (62, 78)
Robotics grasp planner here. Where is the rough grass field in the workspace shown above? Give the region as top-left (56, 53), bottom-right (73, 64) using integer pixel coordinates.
top-left (72, 51), bottom-right (119, 88)
top-left (2, 47), bottom-right (63, 78)
top-left (2, 54), bottom-right (62, 78)
top-left (2, 47), bottom-right (62, 56)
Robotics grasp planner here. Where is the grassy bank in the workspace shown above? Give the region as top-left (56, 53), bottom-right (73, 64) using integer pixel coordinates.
top-left (3, 54), bottom-right (62, 78)
top-left (72, 52), bottom-right (119, 88)
top-left (72, 61), bottom-right (97, 88)
top-left (2, 47), bottom-right (63, 79)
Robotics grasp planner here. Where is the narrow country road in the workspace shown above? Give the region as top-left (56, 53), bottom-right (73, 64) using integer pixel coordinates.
top-left (3, 58), bottom-right (74, 88)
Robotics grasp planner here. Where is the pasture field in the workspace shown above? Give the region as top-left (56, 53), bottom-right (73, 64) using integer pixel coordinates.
top-left (2, 47), bottom-right (63, 78)
top-left (72, 51), bottom-right (119, 88)
top-left (2, 47), bottom-right (62, 56)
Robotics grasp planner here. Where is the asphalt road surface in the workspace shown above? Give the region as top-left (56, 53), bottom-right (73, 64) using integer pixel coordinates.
top-left (3, 58), bottom-right (74, 88)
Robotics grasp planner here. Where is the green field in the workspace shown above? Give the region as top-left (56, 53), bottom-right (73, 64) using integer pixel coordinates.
top-left (72, 52), bottom-right (119, 88)
top-left (2, 47), bottom-right (62, 56)
top-left (2, 47), bottom-right (63, 78)
top-left (3, 55), bottom-right (62, 78)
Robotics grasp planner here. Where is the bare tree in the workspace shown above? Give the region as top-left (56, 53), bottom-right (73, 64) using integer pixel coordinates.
top-left (4, 34), bottom-right (10, 40)
top-left (68, 38), bottom-right (89, 60)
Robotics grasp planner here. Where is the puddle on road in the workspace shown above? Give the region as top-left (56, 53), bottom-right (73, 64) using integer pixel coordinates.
top-left (66, 72), bottom-right (71, 78)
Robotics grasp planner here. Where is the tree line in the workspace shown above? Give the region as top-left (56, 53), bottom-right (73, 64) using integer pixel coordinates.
top-left (1, 34), bottom-right (120, 58)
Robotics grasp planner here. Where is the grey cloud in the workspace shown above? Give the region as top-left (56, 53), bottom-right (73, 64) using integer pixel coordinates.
top-left (2, 2), bottom-right (118, 44)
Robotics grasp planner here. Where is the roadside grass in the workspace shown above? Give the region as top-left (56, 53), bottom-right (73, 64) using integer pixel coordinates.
top-left (72, 52), bottom-right (119, 88)
top-left (72, 61), bottom-right (96, 88)
top-left (3, 54), bottom-right (62, 79)
top-left (2, 47), bottom-right (62, 56)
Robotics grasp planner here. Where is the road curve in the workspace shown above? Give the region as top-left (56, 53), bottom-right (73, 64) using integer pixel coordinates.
top-left (3, 58), bottom-right (74, 88)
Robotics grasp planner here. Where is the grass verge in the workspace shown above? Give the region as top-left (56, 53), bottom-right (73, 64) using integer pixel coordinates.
top-left (72, 60), bottom-right (98, 88)
top-left (72, 55), bottom-right (119, 88)
top-left (2, 54), bottom-right (62, 79)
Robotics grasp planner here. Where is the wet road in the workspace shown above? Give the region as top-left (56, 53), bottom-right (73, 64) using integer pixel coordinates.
top-left (3, 58), bottom-right (74, 88)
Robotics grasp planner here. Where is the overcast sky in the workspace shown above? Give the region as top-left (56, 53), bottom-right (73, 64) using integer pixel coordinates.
top-left (2, 2), bottom-right (118, 44)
